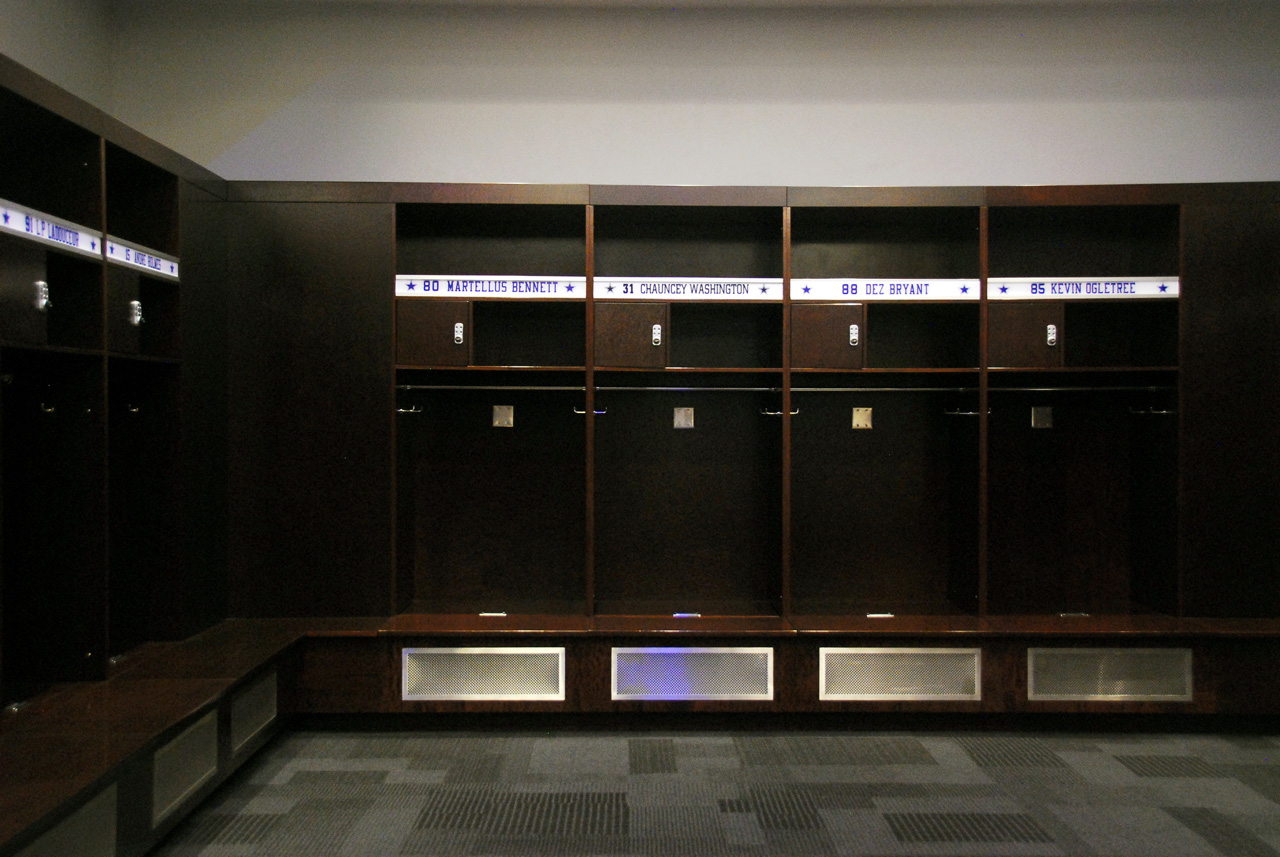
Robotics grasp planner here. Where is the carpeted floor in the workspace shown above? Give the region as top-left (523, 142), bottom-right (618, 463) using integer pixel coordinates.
top-left (153, 729), bottom-right (1280, 856)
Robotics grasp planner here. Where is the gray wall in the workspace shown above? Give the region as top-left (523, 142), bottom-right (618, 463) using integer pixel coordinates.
top-left (0, 0), bottom-right (111, 107)
top-left (106, 1), bottom-right (1280, 186)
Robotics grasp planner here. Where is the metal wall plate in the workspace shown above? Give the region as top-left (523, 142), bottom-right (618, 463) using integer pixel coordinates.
top-left (152, 711), bottom-right (218, 827)
top-left (492, 405), bottom-right (514, 427)
top-left (402, 647), bottom-right (566, 701)
top-left (1031, 406), bottom-right (1053, 429)
top-left (1027, 647), bottom-right (1193, 702)
top-left (230, 672), bottom-right (278, 755)
top-left (674, 407), bottom-right (695, 429)
top-left (612, 647), bottom-right (773, 700)
top-left (820, 648), bottom-right (982, 701)
top-left (853, 407), bottom-right (873, 429)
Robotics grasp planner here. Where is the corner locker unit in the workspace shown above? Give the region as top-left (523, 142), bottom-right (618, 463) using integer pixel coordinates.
top-left (985, 204), bottom-right (1180, 617)
top-left (788, 202), bottom-right (981, 620)
top-left (394, 201), bottom-right (589, 617)
top-left (1, 86), bottom-right (108, 704)
top-left (592, 198), bottom-right (785, 619)
top-left (104, 142), bottom-right (184, 662)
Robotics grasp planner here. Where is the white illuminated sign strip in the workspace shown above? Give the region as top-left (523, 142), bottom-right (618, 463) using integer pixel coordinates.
top-left (106, 237), bottom-right (180, 280)
top-left (0, 197), bottom-right (102, 260)
top-left (396, 275), bottom-right (585, 299)
top-left (792, 278), bottom-right (979, 301)
top-left (989, 277), bottom-right (1178, 300)
top-left (595, 277), bottom-right (782, 301)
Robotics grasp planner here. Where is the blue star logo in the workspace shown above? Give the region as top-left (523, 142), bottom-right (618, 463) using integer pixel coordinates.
top-left (606, 285), bottom-right (615, 293)
top-left (91, 240), bottom-right (97, 251)
top-left (169, 264), bottom-right (175, 273)
top-left (999, 285), bottom-right (1008, 294)
top-left (1158, 285), bottom-right (1168, 293)
top-left (960, 285), bottom-right (969, 294)
top-left (802, 285), bottom-right (811, 294)
top-left (406, 281), bottom-right (416, 290)
top-left (565, 284), bottom-right (575, 293)
top-left (760, 285), bottom-right (769, 294)
top-left (2, 212), bottom-right (8, 224)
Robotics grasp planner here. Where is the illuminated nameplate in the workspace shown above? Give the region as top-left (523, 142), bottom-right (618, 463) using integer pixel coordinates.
top-left (107, 237), bottom-right (180, 280)
top-left (595, 277), bottom-right (782, 301)
top-left (989, 277), bottom-right (1178, 300)
top-left (792, 278), bottom-right (979, 301)
top-left (396, 275), bottom-right (585, 299)
top-left (0, 197), bottom-right (102, 260)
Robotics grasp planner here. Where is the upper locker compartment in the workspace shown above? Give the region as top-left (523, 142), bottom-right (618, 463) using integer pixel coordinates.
top-left (790, 206), bottom-right (980, 371)
top-left (105, 143), bottom-right (180, 359)
top-left (593, 204), bottom-right (784, 370)
top-left (987, 205), bottom-right (1180, 370)
top-left (395, 203), bottom-right (587, 369)
top-left (0, 89), bottom-right (104, 351)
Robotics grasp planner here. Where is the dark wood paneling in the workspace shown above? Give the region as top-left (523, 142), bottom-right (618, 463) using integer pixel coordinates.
top-left (43, 252), bottom-right (102, 351)
top-left (594, 388), bottom-right (782, 617)
top-left (790, 206), bottom-right (979, 280)
top-left (229, 182), bottom-right (589, 205)
top-left (175, 180), bottom-right (228, 640)
top-left (105, 143), bottom-right (179, 255)
top-left (790, 389), bottom-right (979, 616)
top-left (0, 85), bottom-right (102, 227)
top-left (987, 302), bottom-right (1063, 368)
top-left (106, 266), bottom-right (140, 353)
top-left (395, 300), bottom-right (470, 366)
top-left (988, 205), bottom-right (1180, 278)
top-left (399, 386), bottom-right (587, 615)
top-left (1181, 202), bottom-right (1280, 616)
top-left (227, 201), bottom-right (394, 617)
top-left (867, 304), bottom-right (979, 369)
top-left (591, 186), bottom-right (785, 207)
top-left (668, 303), bottom-right (782, 369)
top-left (594, 206), bottom-right (783, 279)
top-left (790, 304), bottom-right (863, 370)
top-left (789, 187), bottom-right (985, 208)
top-left (594, 302), bottom-right (667, 368)
top-left (1063, 301), bottom-right (1178, 368)
top-left (472, 301), bottom-right (585, 367)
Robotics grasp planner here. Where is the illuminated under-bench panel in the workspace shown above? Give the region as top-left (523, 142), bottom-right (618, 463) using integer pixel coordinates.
top-left (1028, 648), bottom-right (1193, 702)
top-left (402, 648), bottom-right (566, 701)
top-left (612, 647), bottom-right (773, 701)
top-left (820, 648), bottom-right (982, 701)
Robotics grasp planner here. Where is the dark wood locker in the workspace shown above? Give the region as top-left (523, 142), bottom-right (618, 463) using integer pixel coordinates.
top-left (987, 302), bottom-right (1064, 368)
top-left (108, 265), bottom-right (141, 353)
top-left (0, 234), bottom-right (47, 344)
top-left (594, 301), bottom-right (667, 368)
top-left (790, 303), bottom-right (863, 370)
top-left (396, 299), bottom-right (470, 366)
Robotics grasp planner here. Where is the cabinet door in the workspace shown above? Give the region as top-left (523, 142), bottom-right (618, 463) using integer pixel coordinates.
top-left (0, 235), bottom-right (49, 345)
top-left (790, 303), bottom-right (863, 369)
top-left (594, 301), bottom-right (667, 368)
top-left (108, 266), bottom-right (141, 353)
top-left (396, 300), bottom-right (470, 366)
top-left (987, 302), bottom-right (1063, 368)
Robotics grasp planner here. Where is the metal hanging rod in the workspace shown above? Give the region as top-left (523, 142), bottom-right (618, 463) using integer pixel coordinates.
top-left (397, 384), bottom-right (586, 392)
top-left (596, 386), bottom-right (781, 393)
top-left (991, 385), bottom-right (1177, 393)
top-left (792, 387), bottom-right (978, 393)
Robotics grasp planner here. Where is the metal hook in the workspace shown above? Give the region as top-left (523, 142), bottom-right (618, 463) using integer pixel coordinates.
top-left (573, 407), bottom-right (607, 415)
top-left (760, 408), bottom-right (800, 416)
top-left (397, 405), bottom-right (423, 414)
top-left (39, 403), bottom-right (55, 414)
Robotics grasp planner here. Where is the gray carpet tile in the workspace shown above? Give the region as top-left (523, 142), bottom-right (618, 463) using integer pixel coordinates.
top-left (152, 729), bottom-right (1280, 857)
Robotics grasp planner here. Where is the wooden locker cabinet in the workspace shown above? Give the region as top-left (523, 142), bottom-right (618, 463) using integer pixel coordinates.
top-left (594, 301), bottom-right (667, 368)
top-left (987, 302), bottom-right (1063, 368)
top-left (0, 235), bottom-right (48, 345)
top-left (396, 299), bottom-right (470, 366)
top-left (790, 303), bottom-right (863, 369)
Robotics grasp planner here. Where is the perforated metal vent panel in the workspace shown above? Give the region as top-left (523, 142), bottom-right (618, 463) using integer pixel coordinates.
top-left (18, 785), bottom-right (116, 857)
top-left (612, 647), bottom-right (773, 700)
top-left (152, 710), bottom-right (218, 827)
top-left (402, 648), bottom-right (565, 701)
top-left (231, 671), bottom-right (278, 754)
top-left (820, 648), bottom-right (982, 701)
top-left (1028, 647), bottom-right (1193, 702)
